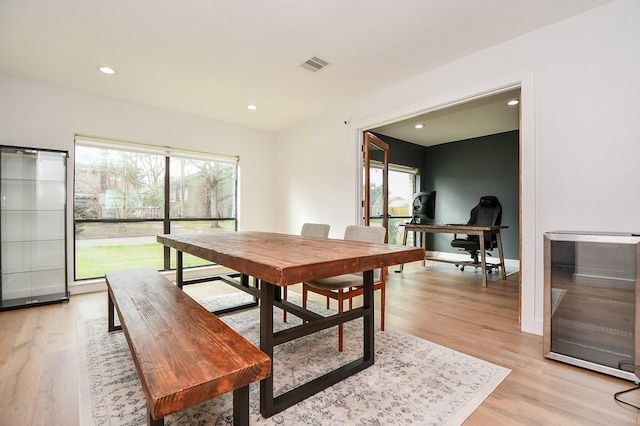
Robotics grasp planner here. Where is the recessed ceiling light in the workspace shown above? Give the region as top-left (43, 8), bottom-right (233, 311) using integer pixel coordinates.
top-left (246, 104), bottom-right (258, 111)
top-left (98, 66), bottom-right (116, 75)
top-left (507, 99), bottom-right (519, 106)
top-left (414, 124), bottom-right (425, 129)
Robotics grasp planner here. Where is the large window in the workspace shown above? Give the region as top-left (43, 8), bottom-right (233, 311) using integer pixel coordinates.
top-left (368, 162), bottom-right (419, 244)
top-left (74, 136), bottom-right (238, 280)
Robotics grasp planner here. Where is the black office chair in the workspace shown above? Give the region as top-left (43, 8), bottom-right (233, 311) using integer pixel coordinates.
top-left (451, 196), bottom-right (502, 272)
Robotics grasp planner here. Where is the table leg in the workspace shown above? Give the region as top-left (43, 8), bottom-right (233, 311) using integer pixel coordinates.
top-left (496, 231), bottom-right (507, 280)
top-left (362, 270), bottom-right (375, 361)
top-left (396, 226), bottom-right (410, 272)
top-left (107, 291), bottom-right (121, 332)
top-left (259, 273), bottom-right (375, 418)
top-left (479, 231), bottom-right (488, 288)
top-left (233, 385), bottom-right (250, 426)
top-left (147, 406), bottom-right (163, 426)
top-left (176, 251), bottom-right (183, 289)
top-left (259, 283), bottom-right (275, 417)
top-left (421, 230), bottom-right (427, 267)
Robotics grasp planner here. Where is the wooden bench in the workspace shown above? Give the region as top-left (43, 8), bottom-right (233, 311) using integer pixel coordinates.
top-left (105, 268), bottom-right (271, 426)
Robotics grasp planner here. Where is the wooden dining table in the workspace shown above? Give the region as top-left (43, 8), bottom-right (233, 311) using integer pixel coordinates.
top-left (157, 231), bottom-right (424, 418)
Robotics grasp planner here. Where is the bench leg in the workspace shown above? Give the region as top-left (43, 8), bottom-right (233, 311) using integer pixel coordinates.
top-left (147, 406), bottom-right (163, 426)
top-left (233, 385), bottom-right (250, 426)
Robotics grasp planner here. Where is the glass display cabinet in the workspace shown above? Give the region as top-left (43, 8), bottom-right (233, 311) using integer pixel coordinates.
top-left (0, 146), bottom-right (68, 310)
top-left (544, 231), bottom-right (640, 381)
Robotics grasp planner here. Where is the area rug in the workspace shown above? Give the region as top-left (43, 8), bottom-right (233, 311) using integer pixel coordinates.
top-left (78, 292), bottom-right (510, 425)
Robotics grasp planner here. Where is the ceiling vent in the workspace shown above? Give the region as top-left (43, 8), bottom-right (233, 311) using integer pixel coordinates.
top-left (300, 56), bottom-right (330, 72)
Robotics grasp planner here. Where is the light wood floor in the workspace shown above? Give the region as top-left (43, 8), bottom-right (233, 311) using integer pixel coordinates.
top-left (1, 261), bottom-right (639, 425)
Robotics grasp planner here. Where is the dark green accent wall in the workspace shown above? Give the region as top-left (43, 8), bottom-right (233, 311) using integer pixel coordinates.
top-left (374, 130), bottom-right (520, 260)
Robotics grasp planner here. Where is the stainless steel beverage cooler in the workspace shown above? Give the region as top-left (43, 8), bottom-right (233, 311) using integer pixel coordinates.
top-left (544, 231), bottom-right (639, 382)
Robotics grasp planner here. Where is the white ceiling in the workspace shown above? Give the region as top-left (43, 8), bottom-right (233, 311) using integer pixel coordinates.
top-left (372, 88), bottom-right (521, 147)
top-left (0, 0), bottom-right (614, 133)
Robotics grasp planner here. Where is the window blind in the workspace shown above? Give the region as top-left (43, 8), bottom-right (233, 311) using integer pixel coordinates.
top-left (74, 134), bottom-right (239, 164)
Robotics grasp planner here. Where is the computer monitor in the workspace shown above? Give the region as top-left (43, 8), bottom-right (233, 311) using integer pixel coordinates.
top-left (410, 191), bottom-right (436, 224)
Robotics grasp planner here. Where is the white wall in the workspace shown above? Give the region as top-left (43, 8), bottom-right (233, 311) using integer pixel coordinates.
top-left (275, 107), bottom-right (357, 238)
top-left (0, 76), bottom-right (278, 286)
top-left (275, 0), bottom-right (640, 335)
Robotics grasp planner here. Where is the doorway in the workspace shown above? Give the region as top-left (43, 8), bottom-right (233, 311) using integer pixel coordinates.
top-left (363, 132), bottom-right (389, 235)
top-left (362, 87), bottom-right (524, 322)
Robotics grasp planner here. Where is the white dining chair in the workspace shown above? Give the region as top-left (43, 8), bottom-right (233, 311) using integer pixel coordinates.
top-left (302, 225), bottom-right (387, 352)
top-left (282, 223), bottom-right (330, 322)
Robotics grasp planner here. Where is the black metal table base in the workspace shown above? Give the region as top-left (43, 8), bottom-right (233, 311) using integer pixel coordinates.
top-left (172, 250), bottom-right (376, 419)
top-left (176, 251), bottom-right (259, 315)
top-left (259, 270), bottom-right (375, 418)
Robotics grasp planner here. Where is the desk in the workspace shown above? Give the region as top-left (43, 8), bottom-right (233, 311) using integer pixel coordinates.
top-left (399, 224), bottom-right (508, 287)
top-left (157, 231), bottom-right (423, 418)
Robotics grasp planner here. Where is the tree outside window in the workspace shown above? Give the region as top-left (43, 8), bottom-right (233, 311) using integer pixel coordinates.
top-left (74, 143), bottom-right (237, 280)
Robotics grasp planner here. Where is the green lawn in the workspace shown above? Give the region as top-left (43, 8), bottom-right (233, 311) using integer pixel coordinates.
top-left (75, 243), bottom-right (210, 279)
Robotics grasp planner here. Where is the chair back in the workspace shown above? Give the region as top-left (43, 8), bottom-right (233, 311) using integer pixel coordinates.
top-left (301, 223), bottom-right (330, 238)
top-left (343, 225), bottom-right (386, 244)
top-left (343, 225), bottom-right (386, 281)
top-left (467, 196), bottom-right (502, 246)
top-left (470, 196), bottom-right (502, 226)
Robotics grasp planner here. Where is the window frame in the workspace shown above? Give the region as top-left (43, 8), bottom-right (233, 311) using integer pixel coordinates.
top-left (73, 135), bottom-right (239, 280)
top-left (369, 160), bottom-right (419, 245)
